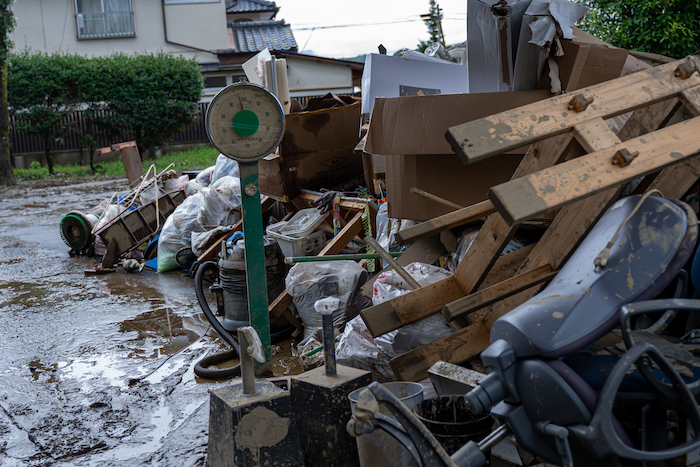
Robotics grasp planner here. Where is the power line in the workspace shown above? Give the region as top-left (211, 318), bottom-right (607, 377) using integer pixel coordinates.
top-left (292, 18), bottom-right (423, 31)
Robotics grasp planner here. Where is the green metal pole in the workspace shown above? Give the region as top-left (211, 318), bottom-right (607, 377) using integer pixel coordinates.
top-left (238, 162), bottom-right (271, 361)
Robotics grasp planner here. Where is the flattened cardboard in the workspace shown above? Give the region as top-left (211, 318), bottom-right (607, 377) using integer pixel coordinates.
top-left (365, 90), bottom-right (552, 156)
top-left (537, 39), bottom-right (628, 92)
top-left (258, 101), bottom-right (363, 201)
top-left (386, 153), bottom-right (523, 221)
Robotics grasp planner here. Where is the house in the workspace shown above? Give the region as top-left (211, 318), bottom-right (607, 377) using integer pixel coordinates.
top-left (10, 1), bottom-right (229, 78)
top-left (10, 0), bottom-right (362, 101)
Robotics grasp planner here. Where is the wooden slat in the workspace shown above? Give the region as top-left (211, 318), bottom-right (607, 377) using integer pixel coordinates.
top-left (442, 264), bottom-right (556, 322)
top-left (446, 60), bottom-right (700, 164)
top-left (452, 133), bottom-right (574, 293)
top-left (680, 87), bottom-right (700, 117)
top-left (359, 244), bottom-right (533, 337)
top-left (360, 276), bottom-right (465, 337)
top-left (389, 322), bottom-right (490, 381)
top-left (394, 200), bottom-right (496, 246)
top-left (488, 116), bottom-right (700, 226)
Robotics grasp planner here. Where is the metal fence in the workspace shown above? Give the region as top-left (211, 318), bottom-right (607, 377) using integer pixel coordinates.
top-left (10, 96), bottom-right (323, 155)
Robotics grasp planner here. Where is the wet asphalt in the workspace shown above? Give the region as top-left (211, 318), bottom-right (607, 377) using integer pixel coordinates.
top-left (0, 179), bottom-right (267, 466)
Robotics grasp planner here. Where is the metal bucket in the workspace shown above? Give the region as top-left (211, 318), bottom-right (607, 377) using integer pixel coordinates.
top-left (348, 381), bottom-right (424, 467)
top-left (413, 395), bottom-right (493, 455)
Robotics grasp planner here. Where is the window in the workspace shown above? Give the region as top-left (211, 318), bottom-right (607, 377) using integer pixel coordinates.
top-left (204, 76), bottom-right (227, 88)
top-left (75, 0), bottom-right (135, 39)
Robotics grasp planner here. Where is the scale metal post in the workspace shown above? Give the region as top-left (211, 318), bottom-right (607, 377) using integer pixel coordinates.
top-left (205, 82), bottom-right (286, 361)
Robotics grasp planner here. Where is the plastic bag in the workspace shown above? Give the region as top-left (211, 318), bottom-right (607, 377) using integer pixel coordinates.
top-left (372, 262), bottom-right (452, 306)
top-left (285, 260), bottom-right (368, 340)
top-left (371, 262), bottom-right (454, 359)
top-left (445, 227), bottom-right (526, 273)
top-left (194, 166), bottom-right (215, 187)
top-left (336, 315), bottom-right (395, 382)
top-left (210, 154), bottom-right (240, 184)
top-left (156, 176), bottom-right (242, 272)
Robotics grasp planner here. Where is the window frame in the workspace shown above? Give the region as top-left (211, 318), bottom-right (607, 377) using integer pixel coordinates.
top-left (74, 0), bottom-right (136, 40)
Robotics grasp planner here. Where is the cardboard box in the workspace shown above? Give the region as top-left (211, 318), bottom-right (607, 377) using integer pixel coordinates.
top-left (468, 0), bottom-right (532, 93)
top-left (365, 90), bottom-right (551, 156)
top-left (258, 101), bottom-right (363, 201)
top-left (360, 53), bottom-right (469, 116)
top-left (365, 90), bottom-right (552, 220)
top-left (386, 152), bottom-right (523, 221)
top-left (537, 39), bottom-right (628, 92)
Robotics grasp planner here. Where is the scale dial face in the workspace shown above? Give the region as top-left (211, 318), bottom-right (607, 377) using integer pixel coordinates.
top-left (205, 82), bottom-right (286, 162)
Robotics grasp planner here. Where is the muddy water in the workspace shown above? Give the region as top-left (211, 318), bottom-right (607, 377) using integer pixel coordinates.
top-left (0, 179), bottom-right (301, 466)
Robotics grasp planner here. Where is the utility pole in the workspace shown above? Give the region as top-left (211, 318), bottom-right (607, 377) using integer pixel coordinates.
top-left (0, 1), bottom-right (15, 187)
top-left (420, 1), bottom-right (445, 47)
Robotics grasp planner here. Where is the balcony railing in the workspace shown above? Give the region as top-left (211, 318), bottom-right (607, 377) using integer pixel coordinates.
top-left (76, 11), bottom-right (135, 39)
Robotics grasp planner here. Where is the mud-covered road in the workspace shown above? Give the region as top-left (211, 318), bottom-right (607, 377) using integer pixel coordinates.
top-left (0, 179), bottom-right (296, 466)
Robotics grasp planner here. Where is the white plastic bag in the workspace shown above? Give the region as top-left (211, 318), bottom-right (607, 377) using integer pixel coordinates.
top-left (156, 176), bottom-right (242, 272)
top-left (285, 261), bottom-right (368, 340)
top-left (210, 154), bottom-right (240, 184)
top-left (372, 262), bottom-right (452, 306)
top-left (336, 315), bottom-right (395, 381)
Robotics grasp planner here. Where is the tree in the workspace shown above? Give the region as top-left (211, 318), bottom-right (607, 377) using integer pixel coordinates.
top-left (100, 52), bottom-right (203, 159)
top-left (575, 0), bottom-right (700, 59)
top-left (417, 0), bottom-right (444, 52)
top-left (0, 0), bottom-right (15, 187)
top-left (8, 51), bottom-right (84, 175)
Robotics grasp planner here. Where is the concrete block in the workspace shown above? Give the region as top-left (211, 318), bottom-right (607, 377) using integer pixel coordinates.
top-left (290, 364), bottom-right (372, 467)
top-left (207, 380), bottom-right (304, 467)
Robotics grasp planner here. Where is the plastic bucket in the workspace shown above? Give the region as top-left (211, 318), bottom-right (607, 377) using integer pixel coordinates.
top-left (413, 395), bottom-right (493, 455)
top-left (348, 382), bottom-right (424, 467)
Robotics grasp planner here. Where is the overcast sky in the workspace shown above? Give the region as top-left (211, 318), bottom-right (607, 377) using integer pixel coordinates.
top-left (273, 0), bottom-right (468, 59)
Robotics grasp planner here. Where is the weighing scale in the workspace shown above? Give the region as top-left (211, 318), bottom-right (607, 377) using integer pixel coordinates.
top-left (205, 82), bottom-right (286, 361)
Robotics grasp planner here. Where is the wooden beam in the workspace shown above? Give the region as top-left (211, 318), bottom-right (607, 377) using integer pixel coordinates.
top-left (446, 60), bottom-right (700, 164)
top-left (360, 276), bottom-right (465, 337)
top-left (359, 244), bottom-right (534, 337)
top-left (394, 200), bottom-right (496, 246)
top-left (452, 133), bottom-right (574, 293)
top-left (680, 87), bottom-right (700, 117)
top-left (389, 322), bottom-right (490, 381)
top-left (488, 116), bottom-right (700, 226)
top-left (442, 264), bottom-right (556, 322)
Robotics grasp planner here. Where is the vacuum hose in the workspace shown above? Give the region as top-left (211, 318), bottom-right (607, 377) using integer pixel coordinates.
top-left (193, 260), bottom-right (297, 379)
top-left (194, 261), bottom-right (242, 379)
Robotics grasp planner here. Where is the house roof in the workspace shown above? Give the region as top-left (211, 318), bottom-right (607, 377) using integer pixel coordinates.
top-left (225, 0), bottom-right (279, 14)
top-left (227, 20), bottom-right (297, 53)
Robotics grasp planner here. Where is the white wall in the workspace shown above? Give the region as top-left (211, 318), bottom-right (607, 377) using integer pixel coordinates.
top-left (10, 0), bottom-right (228, 64)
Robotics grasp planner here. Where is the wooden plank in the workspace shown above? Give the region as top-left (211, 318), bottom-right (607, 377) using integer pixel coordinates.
top-left (442, 264), bottom-right (556, 322)
top-left (488, 116), bottom-right (700, 226)
top-left (452, 133), bottom-right (574, 293)
top-left (389, 322), bottom-right (490, 381)
top-left (360, 234), bottom-right (447, 298)
top-left (572, 118), bottom-right (620, 153)
top-left (446, 59), bottom-right (700, 164)
top-left (360, 276), bottom-right (465, 337)
top-left (680, 87), bottom-right (700, 117)
top-left (359, 244), bottom-right (533, 337)
top-left (394, 200), bottom-right (496, 246)
top-left (409, 187), bottom-right (463, 210)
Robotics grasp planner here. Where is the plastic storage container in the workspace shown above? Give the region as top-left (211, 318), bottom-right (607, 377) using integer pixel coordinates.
top-left (278, 208), bottom-right (327, 237)
top-left (267, 221), bottom-right (326, 258)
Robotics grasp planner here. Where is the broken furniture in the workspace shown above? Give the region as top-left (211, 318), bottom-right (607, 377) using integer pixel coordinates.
top-left (360, 55), bottom-right (700, 381)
